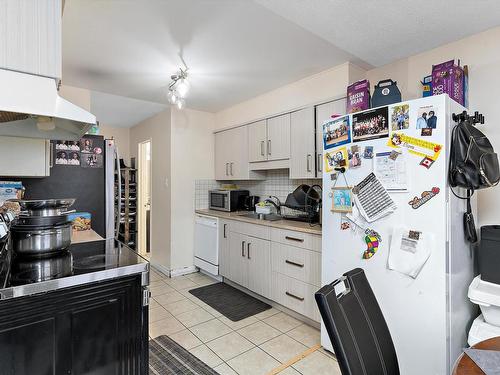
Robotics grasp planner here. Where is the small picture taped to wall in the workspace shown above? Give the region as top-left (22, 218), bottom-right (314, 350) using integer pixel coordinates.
top-left (81, 153), bottom-right (103, 168)
top-left (67, 151), bottom-right (81, 166)
top-left (80, 138), bottom-right (94, 153)
top-left (56, 151), bottom-right (68, 165)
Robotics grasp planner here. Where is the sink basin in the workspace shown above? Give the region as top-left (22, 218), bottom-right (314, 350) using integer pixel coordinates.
top-left (239, 213), bottom-right (282, 222)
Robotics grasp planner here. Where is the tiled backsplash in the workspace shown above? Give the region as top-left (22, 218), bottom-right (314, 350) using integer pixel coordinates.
top-left (195, 169), bottom-right (321, 215)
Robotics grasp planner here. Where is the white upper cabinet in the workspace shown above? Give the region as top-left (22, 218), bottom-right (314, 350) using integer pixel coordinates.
top-left (290, 107), bottom-right (315, 179)
top-left (0, 0), bottom-right (62, 79)
top-left (248, 120), bottom-right (267, 163)
top-left (266, 113), bottom-right (290, 161)
top-left (315, 98), bottom-right (346, 175)
top-left (0, 137), bottom-right (51, 177)
top-left (215, 126), bottom-right (263, 180)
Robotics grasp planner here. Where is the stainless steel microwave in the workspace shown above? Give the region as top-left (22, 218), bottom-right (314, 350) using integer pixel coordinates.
top-left (209, 189), bottom-right (249, 212)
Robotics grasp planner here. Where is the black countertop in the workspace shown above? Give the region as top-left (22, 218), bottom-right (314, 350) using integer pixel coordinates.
top-left (0, 238), bottom-right (149, 301)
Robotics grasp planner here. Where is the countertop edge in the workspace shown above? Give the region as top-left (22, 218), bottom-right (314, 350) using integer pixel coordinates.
top-left (0, 262), bottom-right (149, 301)
top-left (195, 209), bottom-right (322, 235)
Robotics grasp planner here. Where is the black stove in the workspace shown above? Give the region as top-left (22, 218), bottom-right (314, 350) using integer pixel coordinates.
top-left (1, 239), bottom-right (145, 288)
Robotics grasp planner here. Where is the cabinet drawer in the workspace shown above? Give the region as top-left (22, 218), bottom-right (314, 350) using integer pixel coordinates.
top-left (230, 220), bottom-right (270, 240)
top-left (271, 228), bottom-right (321, 252)
top-left (272, 272), bottom-right (320, 322)
top-left (271, 243), bottom-right (321, 287)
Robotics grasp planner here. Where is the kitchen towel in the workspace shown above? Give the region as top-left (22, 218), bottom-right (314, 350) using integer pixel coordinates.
top-left (388, 227), bottom-right (434, 278)
top-left (464, 348), bottom-right (500, 375)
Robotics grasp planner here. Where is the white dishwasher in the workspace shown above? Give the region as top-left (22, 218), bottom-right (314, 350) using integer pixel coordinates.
top-left (194, 214), bottom-right (219, 276)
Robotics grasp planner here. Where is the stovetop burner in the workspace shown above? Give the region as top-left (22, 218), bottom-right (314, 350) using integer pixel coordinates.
top-left (10, 251), bottom-right (73, 285)
top-left (73, 253), bottom-right (120, 270)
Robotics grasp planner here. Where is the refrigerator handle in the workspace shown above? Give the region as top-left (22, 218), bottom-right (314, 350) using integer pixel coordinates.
top-left (115, 146), bottom-right (122, 240)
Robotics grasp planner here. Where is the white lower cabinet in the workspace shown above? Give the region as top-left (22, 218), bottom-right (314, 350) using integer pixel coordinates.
top-left (218, 220), bottom-right (230, 278)
top-left (271, 272), bottom-right (320, 322)
top-left (219, 218), bottom-right (321, 322)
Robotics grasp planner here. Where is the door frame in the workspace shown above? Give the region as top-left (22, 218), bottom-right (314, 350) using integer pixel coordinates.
top-left (137, 139), bottom-right (152, 256)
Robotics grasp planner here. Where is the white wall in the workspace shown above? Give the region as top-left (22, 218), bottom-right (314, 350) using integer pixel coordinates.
top-left (99, 124), bottom-right (131, 163)
top-left (130, 110), bottom-right (172, 269)
top-left (365, 26), bottom-right (500, 226)
top-left (214, 62), bottom-right (357, 130)
top-left (170, 108), bottom-right (215, 271)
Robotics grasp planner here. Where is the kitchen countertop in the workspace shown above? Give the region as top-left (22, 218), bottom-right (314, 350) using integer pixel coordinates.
top-left (195, 209), bottom-right (322, 235)
top-left (0, 239), bottom-right (149, 301)
top-left (71, 229), bottom-right (104, 244)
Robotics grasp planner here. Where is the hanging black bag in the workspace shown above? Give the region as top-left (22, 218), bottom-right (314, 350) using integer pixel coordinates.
top-left (449, 111), bottom-right (500, 242)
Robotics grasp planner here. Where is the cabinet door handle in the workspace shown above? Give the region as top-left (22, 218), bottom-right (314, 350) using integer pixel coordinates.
top-left (285, 259), bottom-right (304, 268)
top-left (285, 236), bottom-right (304, 243)
top-left (241, 241), bottom-right (246, 257)
top-left (247, 242), bottom-right (251, 259)
top-left (286, 291), bottom-right (304, 301)
top-left (230, 162), bottom-right (234, 176)
top-left (225, 163), bottom-right (229, 175)
top-left (306, 154), bottom-right (312, 172)
top-left (268, 140), bottom-right (271, 155)
top-left (260, 141), bottom-right (265, 156)
top-left (223, 224), bottom-right (227, 239)
top-left (49, 142), bottom-right (54, 168)
top-left (317, 154), bottom-right (322, 173)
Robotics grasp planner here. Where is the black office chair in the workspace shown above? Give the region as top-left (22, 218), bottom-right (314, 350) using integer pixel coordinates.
top-left (315, 268), bottom-right (400, 375)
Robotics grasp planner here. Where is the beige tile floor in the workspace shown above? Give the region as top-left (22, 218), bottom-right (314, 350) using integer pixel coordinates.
top-left (149, 269), bottom-right (341, 375)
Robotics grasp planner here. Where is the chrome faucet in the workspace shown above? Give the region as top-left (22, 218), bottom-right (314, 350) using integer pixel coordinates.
top-left (264, 196), bottom-right (281, 215)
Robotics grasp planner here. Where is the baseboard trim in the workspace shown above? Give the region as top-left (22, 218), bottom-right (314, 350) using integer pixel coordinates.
top-left (150, 262), bottom-right (171, 277)
top-left (170, 265), bottom-right (198, 278)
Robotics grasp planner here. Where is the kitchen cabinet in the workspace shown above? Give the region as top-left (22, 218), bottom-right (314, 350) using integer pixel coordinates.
top-left (218, 219), bottom-right (230, 277)
top-left (0, 0), bottom-right (62, 79)
top-left (290, 107), bottom-right (315, 179)
top-left (266, 113), bottom-right (290, 161)
top-left (215, 126), bottom-right (263, 180)
top-left (248, 114), bottom-right (290, 165)
top-left (315, 98), bottom-right (346, 176)
top-left (248, 120), bottom-right (267, 162)
top-left (227, 230), bottom-right (271, 299)
top-left (228, 231), bottom-right (248, 286)
top-left (0, 137), bottom-right (51, 177)
top-left (246, 236), bottom-right (271, 299)
top-left (0, 275), bottom-right (148, 374)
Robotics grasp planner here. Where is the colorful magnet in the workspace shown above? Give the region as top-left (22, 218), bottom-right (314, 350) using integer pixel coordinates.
top-left (420, 157), bottom-right (435, 169)
top-left (421, 128), bottom-right (433, 136)
top-left (363, 229), bottom-right (382, 259)
top-left (408, 187), bottom-right (440, 209)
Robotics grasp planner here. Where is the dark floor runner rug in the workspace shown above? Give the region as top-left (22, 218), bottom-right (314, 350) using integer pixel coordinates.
top-left (189, 282), bottom-right (271, 322)
top-left (149, 335), bottom-right (219, 375)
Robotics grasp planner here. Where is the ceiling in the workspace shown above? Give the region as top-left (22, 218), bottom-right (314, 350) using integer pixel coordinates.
top-left (255, 0), bottom-right (500, 67)
top-left (62, 0), bottom-right (359, 120)
top-left (90, 91), bottom-right (166, 128)
top-left (62, 0), bottom-right (500, 126)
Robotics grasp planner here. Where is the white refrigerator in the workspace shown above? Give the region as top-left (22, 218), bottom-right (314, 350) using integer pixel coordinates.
top-left (321, 94), bottom-right (476, 375)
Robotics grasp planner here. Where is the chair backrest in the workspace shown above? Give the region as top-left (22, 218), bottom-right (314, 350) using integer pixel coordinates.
top-left (315, 268), bottom-right (399, 375)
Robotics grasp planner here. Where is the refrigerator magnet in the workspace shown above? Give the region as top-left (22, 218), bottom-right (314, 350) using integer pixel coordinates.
top-left (419, 157), bottom-right (435, 169)
top-left (408, 187), bottom-right (440, 209)
top-left (331, 187), bottom-right (353, 213)
top-left (363, 228), bottom-right (381, 259)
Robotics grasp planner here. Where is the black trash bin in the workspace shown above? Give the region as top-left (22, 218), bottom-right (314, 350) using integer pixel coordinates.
top-left (480, 226), bottom-right (500, 284)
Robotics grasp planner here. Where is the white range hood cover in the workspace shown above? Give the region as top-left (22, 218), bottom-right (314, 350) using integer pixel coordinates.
top-left (0, 69), bottom-right (96, 140)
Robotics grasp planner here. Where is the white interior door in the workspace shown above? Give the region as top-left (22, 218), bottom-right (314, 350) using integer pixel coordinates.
top-left (138, 140), bottom-right (152, 256)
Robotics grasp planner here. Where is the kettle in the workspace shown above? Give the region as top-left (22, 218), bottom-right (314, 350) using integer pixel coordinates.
top-left (243, 196), bottom-right (260, 211)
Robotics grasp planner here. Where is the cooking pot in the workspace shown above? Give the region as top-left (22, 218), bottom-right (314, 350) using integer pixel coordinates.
top-left (10, 223), bottom-right (72, 256)
top-left (9, 198), bottom-right (76, 217)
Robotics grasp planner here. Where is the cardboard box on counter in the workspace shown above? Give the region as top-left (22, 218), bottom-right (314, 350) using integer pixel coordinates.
top-left (68, 212), bottom-right (92, 231)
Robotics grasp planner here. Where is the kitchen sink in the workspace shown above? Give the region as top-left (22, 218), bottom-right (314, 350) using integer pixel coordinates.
top-left (239, 213), bottom-right (282, 221)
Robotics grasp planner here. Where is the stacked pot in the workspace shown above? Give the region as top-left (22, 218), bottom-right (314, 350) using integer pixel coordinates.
top-left (9, 199), bottom-right (76, 257)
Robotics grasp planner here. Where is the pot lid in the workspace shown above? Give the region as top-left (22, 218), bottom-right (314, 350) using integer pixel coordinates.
top-left (10, 199), bottom-right (76, 211)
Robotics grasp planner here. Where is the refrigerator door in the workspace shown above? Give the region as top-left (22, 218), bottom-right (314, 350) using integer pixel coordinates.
top-left (321, 95), bottom-right (469, 375)
top-left (105, 139), bottom-right (120, 239)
